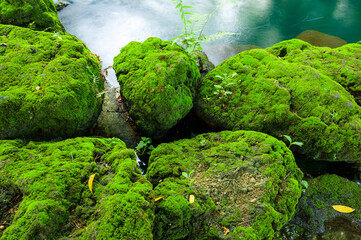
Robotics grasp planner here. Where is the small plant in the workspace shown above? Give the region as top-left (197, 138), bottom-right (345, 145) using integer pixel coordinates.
top-left (329, 111), bottom-right (338, 119)
top-left (135, 137), bottom-right (155, 155)
top-left (182, 169), bottom-right (195, 186)
top-left (213, 73), bottom-right (237, 97)
top-left (171, 0), bottom-right (237, 55)
top-left (301, 180), bottom-right (308, 193)
top-left (282, 135), bottom-right (303, 148)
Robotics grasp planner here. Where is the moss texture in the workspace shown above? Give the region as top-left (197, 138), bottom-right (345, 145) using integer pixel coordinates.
top-left (0, 24), bottom-right (104, 140)
top-left (113, 37), bottom-right (200, 139)
top-left (0, 0), bottom-right (65, 33)
top-left (267, 39), bottom-right (361, 104)
top-left (147, 130), bottom-right (303, 239)
top-left (290, 174), bottom-right (361, 234)
top-left (196, 48), bottom-right (361, 162)
top-left (0, 137), bottom-right (154, 239)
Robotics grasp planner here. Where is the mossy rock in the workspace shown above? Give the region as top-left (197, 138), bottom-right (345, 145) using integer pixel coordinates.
top-left (0, 0), bottom-right (65, 33)
top-left (0, 137), bottom-right (154, 239)
top-left (113, 37), bottom-right (200, 139)
top-left (267, 39), bottom-right (361, 104)
top-left (0, 24), bottom-right (104, 140)
top-left (290, 174), bottom-right (361, 234)
top-left (147, 130), bottom-right (303, 239)
top-left (196, 48), bottom-right (361, 162)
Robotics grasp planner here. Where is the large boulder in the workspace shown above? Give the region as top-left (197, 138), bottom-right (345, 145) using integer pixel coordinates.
top-left (0, 24), bottom-right (104, 140)
top-left (113, 37), bottom-right (200, 139)
top-left (196, 48), bottom-right (361, 162)
top-left (147, 130), bottom-right (303, 239)
top-left (0, 0), bottom-right (65, 33)
top-left (0, 137), bottom-right (154, 239)
top-left (267, 39), bottom-right (361, 105)
top-left (290, 174), bottom-right (361, 234)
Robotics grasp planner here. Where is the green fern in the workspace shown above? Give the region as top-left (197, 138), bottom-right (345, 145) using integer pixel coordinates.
top-left (171, 0), bottom-right (237, 54)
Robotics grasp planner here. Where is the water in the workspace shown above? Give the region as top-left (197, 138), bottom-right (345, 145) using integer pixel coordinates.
top-left (57, 0), bottom-right (361, 86)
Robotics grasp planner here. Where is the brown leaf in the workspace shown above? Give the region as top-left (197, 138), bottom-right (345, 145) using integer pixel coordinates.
top-left (250, 198), bottom-right (257, 203)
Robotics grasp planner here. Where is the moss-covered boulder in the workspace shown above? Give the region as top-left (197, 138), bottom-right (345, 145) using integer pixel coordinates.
top-left (113, 37), bottom-right (200, 139)
top-left (0, 0), bottom-right (65, 33)
top-left (0, 137), bottom-right (154, 239)
top-left (196, 48), bottom-right (361, 162)
top-left (290, 174), bottom-right (361, 234)
top-left (147, 130), bottom-right (303, 239)
top-left (267, 39), bottom-right (361, 104)
top-left (0, 24), bottom-right (104, 140)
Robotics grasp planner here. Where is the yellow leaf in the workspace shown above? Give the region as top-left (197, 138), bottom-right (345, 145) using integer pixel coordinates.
top-left (222, 226), bottom-right (230, 235)
top-left (155, 196), bottom-right (163, 202)
top-left (88, 173), bottom-right (96, 196)
top-left (189, 194), bottom-right (195, 204)
top-left (332, 205), bottom-right (355, 213)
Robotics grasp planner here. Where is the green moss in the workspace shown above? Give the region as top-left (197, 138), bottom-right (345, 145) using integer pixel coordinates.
top-left (147, 130), bottom-right (303, 239)
top-left (196, 48), bottom-right (361, 162)
top-left (0, 137), bottom-right (154, 239)
top-left (0, 24), bottom-right (104, 140)
top-left (0, 0), bottom-right (65, 33)
top-left (113, 37), bottom-right (200, 139)
top-left (290, 174), bottom-right (361, 234)
top-left (267, 39), bottom-right (361, 104)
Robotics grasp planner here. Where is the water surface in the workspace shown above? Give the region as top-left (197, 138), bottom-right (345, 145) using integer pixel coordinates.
top-left (57, 0), bottom-right (361, 85)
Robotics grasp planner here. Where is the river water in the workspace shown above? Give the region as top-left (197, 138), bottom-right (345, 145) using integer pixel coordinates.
top-left (57, 0), bottom-right (361, 86)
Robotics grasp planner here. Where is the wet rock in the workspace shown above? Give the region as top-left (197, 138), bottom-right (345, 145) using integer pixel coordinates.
top-left (113, 37), bottom-right (200, 139)
top-left (296, 30), bottom-right (347, 48)
top-left (192, 50), bottom-right (215, 78)
top-left (0, 137), bottom-right (154, 239)
top-left (54, 0), bottom-right (70, 11)
top-left (0, 0), bottom-right (65, 33)
top-left (0, 24), bottom-right (104, 140)
top-left (147, 130), bottom-right (303, 239)
top-left (290, 174), bottom-right (361, 235)
top-left (196, 47), bottom-right (361, 162)
top-left (92, 82), bottom-right (138, 148)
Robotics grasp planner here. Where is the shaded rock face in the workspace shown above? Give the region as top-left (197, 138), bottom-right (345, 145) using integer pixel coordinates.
top-left (290, 174), bottom-right (361, 235)
top-left (0, 137), bottom-right (154, 239)
top-left (113, 37), bottom-right (201, 139)
top-left (196, 47), bottom-right (361, 163)
top-left (296, 30), bottom-right (347, 48)
top-left (267, 39), bottom-right (361, 105)
top-left (147, 130), bottom-right (303, 239)
top-left (0, 0), bottom-right (65, 33)
top-left (0, 24), bottom-right (104, 141)
top-left (92, 83), bottom-right (138, 148)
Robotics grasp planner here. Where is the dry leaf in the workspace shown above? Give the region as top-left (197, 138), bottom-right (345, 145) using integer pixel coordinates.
top-left (189, 194), bottom-right (195, 204)
top-left (222, 226), bottom-right (230, 235)
top-left (332, 205), bottom-right (355, 213)
top-left (155, 196), bottom-right (163, 202)
top-left (36, 86), bottom-right (40, 91)
top-left (88, 173), bottom-right (96, 196)
top-left (250, 198), bottom-right (257, 203)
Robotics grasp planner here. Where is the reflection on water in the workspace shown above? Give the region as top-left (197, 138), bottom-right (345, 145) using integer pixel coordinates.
top-left (57, 0), bottom-right (361, 85)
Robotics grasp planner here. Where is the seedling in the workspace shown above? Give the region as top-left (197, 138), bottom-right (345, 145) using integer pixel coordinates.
top-left (135, 137), bottom-right (155, 155)
top-left (282, 135), bottom-right (303, 148)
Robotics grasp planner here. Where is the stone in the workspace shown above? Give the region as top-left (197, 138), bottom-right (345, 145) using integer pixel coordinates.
top-left (113, 37), bottom-right (200, 139)
top-left (196, 47), bottom-right (361, 162)
top-left (296, 30), bottom-right (347, 48)
top-left (147, 130), bottom-right (303, 239)
top-left (0, 0), bottom-right (65, 33)
top-left (0, 24), bottom-right (104, 140)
